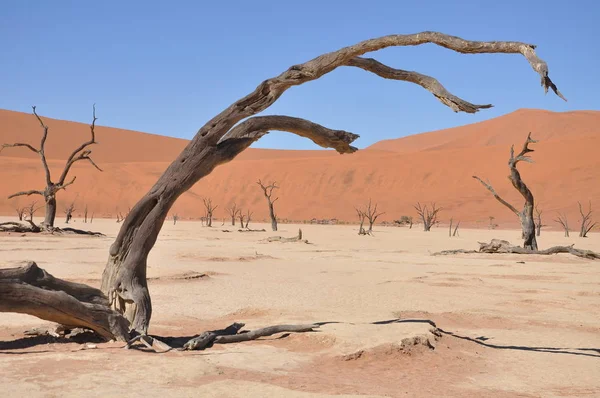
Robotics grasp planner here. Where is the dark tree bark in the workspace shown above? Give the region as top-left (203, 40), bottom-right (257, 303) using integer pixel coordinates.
top-left (202, 197), bottom-right (218, 227)
top-left (0, 262), bottom-right (129, 341)
top-left (1, 106), bottom-right (102, 229)
top-left (474, 133), bottom-right (539, 250)
top-left (414, 202), bottom-right (442, 231)
top-left (578, 201), bottom-right (596, 238)
top-left (257, 180), bottom-right (279, 231)
top-left (554, 212), bottom-right (570, 237)
top-left (90, 32), bottom-right (564, 334)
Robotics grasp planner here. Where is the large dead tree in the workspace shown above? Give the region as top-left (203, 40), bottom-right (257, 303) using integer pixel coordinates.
top-left (0, 106), bottom-right (102, 229)
top-left (2, 32), bottom-right (565, 337)
top-left (578, 201), bottom-right (596, 238)
top-left (473, 133), bottom-right (540, 250)
top-left (414, 202), bottom-right (442, 231)
top-left (257, 180), bottom-right (279, 231)
top-left (202, 197), bottom-right (218, 227)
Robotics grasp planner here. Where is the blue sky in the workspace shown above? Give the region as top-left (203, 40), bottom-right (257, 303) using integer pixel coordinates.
top-left (1, 0), bottom-right (598, 149)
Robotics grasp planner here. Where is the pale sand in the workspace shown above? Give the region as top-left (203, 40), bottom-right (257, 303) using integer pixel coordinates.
top-left (0, 217), bottom-right (599, 397)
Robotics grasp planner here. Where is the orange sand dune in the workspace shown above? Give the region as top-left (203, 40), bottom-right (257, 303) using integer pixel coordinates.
top-left (0, 108), bottom-right (598, 228)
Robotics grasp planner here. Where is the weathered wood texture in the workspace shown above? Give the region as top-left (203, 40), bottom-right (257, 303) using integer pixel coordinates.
top-left (0, 262), bottom-right (129, 341)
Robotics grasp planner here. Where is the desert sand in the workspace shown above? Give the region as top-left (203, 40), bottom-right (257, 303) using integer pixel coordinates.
top-left (1, 217), bottom-right (599, 397)
top-left (1, 108), bottom-right (599, 228)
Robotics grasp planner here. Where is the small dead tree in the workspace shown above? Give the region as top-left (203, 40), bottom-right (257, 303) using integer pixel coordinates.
top-left (449, 218), bottom-right (460, 237)
top-left (64, 201), bottom-right (76, 224)
top-left (359, 199), bottom-right (384, 233)
top-left (244, 209), bottom-right (253, 229)
top-left (238, 209), bottom-right (245, 227)
top-left (534, 205), bottom-right (544, 236)
top-left (90, 212), bottom-right (94, 224)
top-left (15, 205), bottom-right (26, 221)
top-left (202, 198), bottom-right (218, 227)
top-left (84, 205), bottom-right (89, 223)
top-left (227, 202), bottom-right (240, 226)
top-left (0, 106), bottom-right (101, 229)
top-left (488, 216), bottom-right (498, 230)
top-left (356, 208), bottom-right (368, 235)
top-left (473, 133), bottom-right (539, 250)
top-left (26, 201), bottom-right (42, 221)
top-left (257, 180), bottom-right (279, 231)
top-left (554, 213), bottom-right (570, 237)
top-left (578, 201), bottom-right (597, 238)
top-left (414, 202), bottom-right (442, 232)
top-left (172, 214), bottom-right (179, 225)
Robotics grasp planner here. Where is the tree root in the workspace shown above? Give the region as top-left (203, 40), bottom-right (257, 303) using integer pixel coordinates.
top-left (262, 229), bottom-right (309, 243)
top-left (433, 239), bottom-right (600, 260)
top-left (124, 322), bottom-right (320, 352)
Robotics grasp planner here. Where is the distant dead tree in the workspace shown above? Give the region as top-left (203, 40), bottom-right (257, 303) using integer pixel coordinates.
top-left (226, 202), bottom-right (240, 226)
top-left (414, 202), bottom-right (442, 231)
top-left (244, 209), bottom-right (253, 228)
top-left (15, 205), bottom-right (26, 221)
top-left (534, 205), bottom-right (544, 237)
top-left (360, 199), bottom-right (384, 233)
top-left (257, 180), bottom-right (279, 231)
top-left (394, 215), bottom-right (413, 228)
top-left (63, 201), bottom-right (76, 224)
top-left (173, 214), bottom-right (179, 225)
top-left (116, 207), bottom-right (130, 223)
top-left (84, 205), bottom-right (89, 223)
top-left (473, 133), bottom-right (539, 250)
top-left (449, 218), bottom-right (460, 237)
top-left (356, 208), bottom-right (368, 235)
top-left (238, 210), bottom-right (245, 227)
top-left (578, 201), bottom-right (597, 238)
top-left (26, 201), bottom-right (42, 221)
top-left (554, 213), bottom-right (570, 237)
top-left (0, 106), bottom-right (101, 229)
top-left (488, 216), bottom-right (498, 230)
top-left (90, 212), bottom-right (94, 224)
top-left (202, 198), bottom-right (218, 227)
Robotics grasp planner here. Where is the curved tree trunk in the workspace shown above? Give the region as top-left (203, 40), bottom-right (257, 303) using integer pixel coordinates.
top-left (43, 196), bottom-right (57, 228)
top-left (99, 32), bottom-right (564, 334)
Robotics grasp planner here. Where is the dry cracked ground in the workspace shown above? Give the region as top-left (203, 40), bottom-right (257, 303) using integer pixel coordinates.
top-left (0, 217), bottom-right (598, 397)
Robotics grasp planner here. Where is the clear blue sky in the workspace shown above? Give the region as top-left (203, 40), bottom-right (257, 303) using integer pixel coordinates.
top-left (1, 0), bottom-right (598, 149)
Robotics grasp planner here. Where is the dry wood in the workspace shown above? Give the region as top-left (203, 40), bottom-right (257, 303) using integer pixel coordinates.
top-left (263, 228), bottom-right (308, 243)
top-left (432, 239), bottom-right (600, 260)
top-left (414, 202), bottom-right (442, 231)
top-left (1, 106), bottom-right (101, 228)
top-left (257, 180), bottom-right (279, 231)
top-left (0, 262), bottom-right (129, 340)
top-left (578, 201), bottom-right (596, 237)
top-left (0, 221), bottom-right (41, 233)
top-left (474, 133), bottom-right (539, 250)
top-left (554, 212), bottom-right (570, 237)
top-left (90, 32), bottom-right (564, 333)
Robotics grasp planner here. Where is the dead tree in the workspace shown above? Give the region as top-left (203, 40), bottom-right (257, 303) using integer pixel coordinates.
top-left (238, 209), bottom-right (245, 227)
top-left (202, 197), bottom-right (218, 227)
top-left (0, 106), bottom-right (101, 229)
top-left (84, 205), bottom-right (89, 223)
top-left (15, 206), bottom-right (26, 221)
top-left (473, 133), bottom-right (540, 250)
top-left (244, 209), bottom-right (253, 228)
top-left (414, 202), bottom-right (442, 231)
top-left (449, 218), bottom-right (460, 237)
top-left (554, 212), bottom-right (570, 237)
top-left (534, 205), bottom-right (544, 236)
top-left (356, 208), bottom-right (368, 235)
top-left (90, 213), bottom-right (94, 224)
top-left (488, 216), bottom-right (498, 230)
top-left (26, 201), bottom-right (41, 221)
top-left (227, 202), bottom-right (240, 226)
top-left (3, 32), bottom-right (564, 336)
top-left (257, 180), bottom-right (279, 231)
top-left (172, 214), bottom-right (179, 225)
top-left (64, 201), bottom-right (76, 224)
top-left (578, 201), bottom-right (596, 238)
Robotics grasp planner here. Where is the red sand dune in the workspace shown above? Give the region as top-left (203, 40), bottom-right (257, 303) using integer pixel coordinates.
top-left (0, 108), bottom-right (598, 228)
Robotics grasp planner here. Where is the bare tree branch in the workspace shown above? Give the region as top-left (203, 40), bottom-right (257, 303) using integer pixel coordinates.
top-left (554, 212), bottom-right (570, 237)
top-left (8, 189), bottom-right (44, 199)
top-left (578, 201), bottom-right (596, 237)
top-left (472, 176), bottom-right (519, 216)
